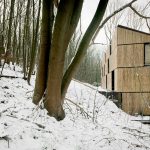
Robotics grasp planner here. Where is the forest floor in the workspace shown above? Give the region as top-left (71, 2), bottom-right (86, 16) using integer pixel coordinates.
top-left (0, 65), bottom-right (150, 150)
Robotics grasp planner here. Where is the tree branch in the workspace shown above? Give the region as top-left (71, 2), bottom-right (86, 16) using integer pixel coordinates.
top-left (65, 97), bottom-right (92, 119)
top-left (130, 5), bottom-right (150, 19)
top-left (146, 19), bottom-right (150, 32)
top-left (62, 0), bottom-right (109, 99)
top-left (92, 0), bottom-right (137, 42)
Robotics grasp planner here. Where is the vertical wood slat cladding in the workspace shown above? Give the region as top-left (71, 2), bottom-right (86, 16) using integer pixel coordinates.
top-left (117, 44), bottom-right (144, 67)
top-left (107, 72), bottom-right (112, 90)
top-left (122, 93), bottom-right (150, 115)
top-left (101, 75), bottom-right (106, 89)
top-left (109, 53), bottom-right (117, 72)
top-left (116, 67), bottom-right (150, 92)
top-left (117, 26), bottom-right (150, 45)
top-left (101, 25), bottom-right (150, 115)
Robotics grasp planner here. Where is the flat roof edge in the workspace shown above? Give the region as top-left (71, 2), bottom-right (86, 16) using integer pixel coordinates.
top-left (117, 25), bottom-right (150, 36)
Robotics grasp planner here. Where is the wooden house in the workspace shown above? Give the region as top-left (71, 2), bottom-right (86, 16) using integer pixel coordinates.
top-left (101, 25), bottom-right (150, 115)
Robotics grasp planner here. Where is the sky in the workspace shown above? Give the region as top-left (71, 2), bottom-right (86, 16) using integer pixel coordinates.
top-left (80, 0), bottom-right (150, 54)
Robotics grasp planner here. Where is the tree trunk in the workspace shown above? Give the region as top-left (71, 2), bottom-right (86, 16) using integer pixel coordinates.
top-left (33, 0), bottom-right (109, 121)
top-left (7, 0), bottom-right (15, 50)
top-left (2, 0), bottom-right (6, 48)
top-left (27, 0), bottom-right (41, 84)
top-left (44, 0), bottom-right (83, 121)
top-left (33, 0), bottom-right (54, 104)
top-left (61, 0), bottom-right (109, 99)
top-left (12, 2), bottom-right (20, 64)
top-left (22, 0), bottom-right (31, 79)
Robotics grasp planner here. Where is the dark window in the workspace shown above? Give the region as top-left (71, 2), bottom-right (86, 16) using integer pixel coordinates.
top-left (110, 43), bottom-right (112, 55)
top-left (112, 71), bottom-right (115, 90)
top-left (108, 59), bottom-right (109, 73)
top-left (144, 43), bottom-right (150, 65)
top-left (106, 75), bottom-right (107, 89)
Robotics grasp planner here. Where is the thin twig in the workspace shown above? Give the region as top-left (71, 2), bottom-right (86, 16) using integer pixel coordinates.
top-left (130, 5), bottom-right (150, 19)
top-left (65, 97), bottom-right (92, 119)
top-left (6, 114), bottom-right (45, 129)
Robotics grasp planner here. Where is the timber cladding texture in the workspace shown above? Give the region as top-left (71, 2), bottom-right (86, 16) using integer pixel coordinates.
top-left (101, 25), bottom-right (150, 115)
top-left (122, 93), bottom-right (150, 115)
top-left (117, 26), bottom-right (150, 45)
top-left (107, 73), bottom-right (112, 90)
top-left (116, 67), bottom-right (150, 92)
top-left (117, 44), bottom-right (144, 67)
top-left (109, 53), bottom-right (117, 72)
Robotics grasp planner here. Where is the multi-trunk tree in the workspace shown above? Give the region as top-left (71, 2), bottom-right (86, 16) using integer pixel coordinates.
top-left (33, 0), bottom-right (109, 121)
top-left (0, 0), bottom-right (149, 121)
top-left (33, 0), bottom-right (150, 121)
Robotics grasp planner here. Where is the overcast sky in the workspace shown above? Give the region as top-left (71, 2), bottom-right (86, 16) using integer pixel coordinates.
top-left (80, 0), bottom-right (150, 54)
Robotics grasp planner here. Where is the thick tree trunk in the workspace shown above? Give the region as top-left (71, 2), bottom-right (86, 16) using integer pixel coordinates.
top-left (61, 0), bottom-right (109, 99)
top-left (33, 0), bottom-right (53, 104)
top-left (44, 0), bottom-right (83, 121)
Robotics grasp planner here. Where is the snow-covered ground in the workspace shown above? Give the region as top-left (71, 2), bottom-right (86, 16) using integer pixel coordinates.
top-left (0, 65), bottom-right (150, 150)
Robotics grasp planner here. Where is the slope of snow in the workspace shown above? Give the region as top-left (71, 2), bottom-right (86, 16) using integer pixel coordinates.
top-left (0, 65), bottom-right (150, 150)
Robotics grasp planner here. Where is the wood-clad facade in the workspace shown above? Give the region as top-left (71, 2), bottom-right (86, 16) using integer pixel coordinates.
top-left (101, 25), bottom-right (150, 115)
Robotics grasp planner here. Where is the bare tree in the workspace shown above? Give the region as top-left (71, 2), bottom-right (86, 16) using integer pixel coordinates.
top-left (7, 0), bottom-right (15, 50)
top-left (27, 0), bottom-right (41, 84)
top-left (33, 0), bottom-right (108, 121)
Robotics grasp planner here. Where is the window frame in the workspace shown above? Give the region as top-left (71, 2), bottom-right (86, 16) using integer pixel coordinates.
top-left (144, 43), bottom-right (150, 66)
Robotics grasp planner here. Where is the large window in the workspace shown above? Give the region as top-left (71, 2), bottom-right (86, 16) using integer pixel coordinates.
top-left (144, 43), bottom-right (150, 65)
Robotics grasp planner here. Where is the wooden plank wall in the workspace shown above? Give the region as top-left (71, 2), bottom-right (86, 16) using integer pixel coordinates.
top-left (101, 76), bottom-right (106, 89)
top-left (101, 52), bottom-right (105, 66)
top-left (116, 67), bottom-right (150, 92)
top-left (117, 26), bottom-right (150, 45)
top-left (111, 29), bottom-right (118, 51)
top-left (117, 44), bottom-right (144, 67)
top-left (107, 73), bottom-right (112, 90)
top-left (109, 52), bottom-right (117, 72)
top-left (122, 93), bottom-right (150, 115)
top-left (101, 28), bottom-right (118, 90)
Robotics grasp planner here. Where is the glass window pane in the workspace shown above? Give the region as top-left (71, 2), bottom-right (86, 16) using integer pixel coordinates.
top-left (145, 44), bottom-right (150, 65)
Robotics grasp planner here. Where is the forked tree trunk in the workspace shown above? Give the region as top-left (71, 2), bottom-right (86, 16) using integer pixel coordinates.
top-left (33, 0), bottom-right (108, 121)
top-left (44, 0), bottom-right (83, 121)
top-left (33, 0), bottom-right (54, 104)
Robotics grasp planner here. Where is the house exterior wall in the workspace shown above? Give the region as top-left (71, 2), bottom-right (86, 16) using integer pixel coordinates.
top-left (101, 25), bottom-right (150, 115)
top-left (122, 93), bottom-right (150, 115)
top-left (116, 67), bottom-right (150, 92)
top-left (117, 44), bottom-right (144, 67)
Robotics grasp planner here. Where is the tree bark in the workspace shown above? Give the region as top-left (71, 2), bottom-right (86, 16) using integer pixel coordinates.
top-left (7, 0), bottom-right (15, 50)
top-left (33, 0), bottom-right (54, 104)
top-left (2, 0), bottom-right (6, 48)
top-left (22, 0), bottom-right (31, 79)
top-left (44, 0), bottom-right (83, 121)
top-left (27, 0), bottom-right (41, 84)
